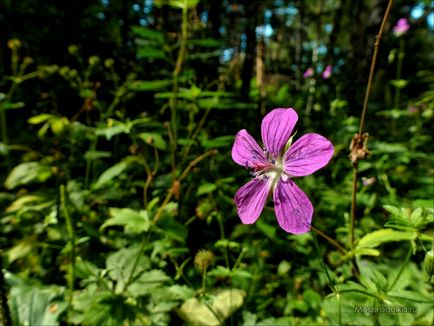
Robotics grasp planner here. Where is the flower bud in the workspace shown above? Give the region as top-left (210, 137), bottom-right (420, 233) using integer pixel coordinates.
top-left (194, 249), bottom-right (214, 273)
top-left (424, 250), bottom-right (433, 278)
top-left (7, 39), bottom-right (21, 50)
top-left (67, 45), bottom-right (79, 55)
top-left (59, 66), bottom-right (70, 77)
top-left (23, 56), bottom-right (34, 65)
top-left (104, 58), bottom-right (114, 68)
top-left (88, 56), bottom-right (100, 66)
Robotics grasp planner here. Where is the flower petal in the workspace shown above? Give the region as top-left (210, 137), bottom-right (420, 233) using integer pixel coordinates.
top-left (261, 108), bottom-right (298, 158)
top-left (232, 129), bottom-right (268, 168)
top-left (234, 178), bottom-right (271, 224)
top-left (273, 180), bottom-right (313, 234)
top-left (284, 133), bottom-right (334, 177)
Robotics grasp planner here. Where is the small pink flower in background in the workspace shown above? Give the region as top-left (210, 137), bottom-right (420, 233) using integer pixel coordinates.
top-left (322, 65), bottom-right (332, 79)
top-left (393, 18), bottom-right (410, 36)
top-left (303, 67), bottom-right (314, 78)
top-left (231, 108), bottom-right (334, 234)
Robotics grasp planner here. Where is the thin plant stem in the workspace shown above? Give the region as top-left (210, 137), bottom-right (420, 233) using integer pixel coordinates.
top-left (350, 0), bottom-right (394, 250)
top-left (393, 38), bottom-right (405, 109)
top-left (311, 231), bottom-right (336, 293)
top-left (152, 149), bottom-right (217, 223)
top-left (216, 214), bottom-right (230, 268)
top-left (358, 0), bottom-right (393, 136)
top-left (311, 225), bottom-right (347, 254)
top-left (0, 250), bottom-right (12, 326)
top-left (84, 137), bottom-right (98, 189)
top-left (350, 167), bottom-right (358, 249)
top-left (123, 236), bottom-right (148, 293)
top-left (60, 185), bottom-right (76, 309)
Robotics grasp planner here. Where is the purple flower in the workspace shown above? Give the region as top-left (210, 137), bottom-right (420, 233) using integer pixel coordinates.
top-left (322, 65), bottom-right (332, 79)
top-left (393, 18), bottom-right (410, 36)
top-left (303, 67), bottom-right (314, 78)
top-left (231, 108), bottom-right (334, 234)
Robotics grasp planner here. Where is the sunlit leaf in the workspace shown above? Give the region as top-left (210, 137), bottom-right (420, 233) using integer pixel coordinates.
top-left (356, 229), bottom-right (417, 249)
top-left (5, 162), bottom-right (52, 189)
top-left (101, 207), bottom-right (150, 233)
top-left (177, 289), bottom-right (245, 325)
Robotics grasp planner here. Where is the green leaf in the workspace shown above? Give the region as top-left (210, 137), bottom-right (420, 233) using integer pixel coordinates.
top-left (95, 123), bottom-right (130, 140)
top-left (129, 79), bottom-right (172, 91)
top-left (28, 114), bottom-right (54, 124)
top-left (1, 101), bottom-right (25, 110)
top-left (127, 269), bottom-right (170, 297)
top-left (106, 246), bottom-right (151, 292)
top-left (177, 289), bottom-right (245, 325)
top-left (132, 26), bottom-right (166, 43)
top-left (188, 38), bottom-right (221, 48)
top-left (200, 135), bottom-right (234, 149)
top-left (196, 183), bottom-right (217, 196)
top-left (93, 161), bottom-right (129, 189)
top-left (137, 47), bottom-right (170, 60)
top-left (352, 247), bottom-right (381, 257)
top-left (356, 229), bottom-right (417, 249)
top-left (138, 132), bottom-right (167, 150)
top-left (84, 151), bottom-right (112, 160)
top-left (5, 162), bottom-right (52, 189)
top-left (101, 207), bottom-right (150, 233)
top-left (6, 274), bottom-right (67, 326)
top-left (390, 79), bottom-right (409, 89)
top-left (154, 0), bottom-right (200, 9)
top-left (7, 237), bottom-right (35, 262)
top-left (50, 117), bottom-right (69, 135)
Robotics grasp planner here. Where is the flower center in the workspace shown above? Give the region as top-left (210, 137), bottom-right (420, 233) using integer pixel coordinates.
top-left (251, 156), bottom-right (289, 183)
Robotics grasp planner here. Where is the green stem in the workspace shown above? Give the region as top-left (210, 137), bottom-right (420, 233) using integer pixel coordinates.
top-left (311, 231), bottom-right (336, 293)
top-left (393, 38), bottom-right (405, 109)
top-left (216, 214), bottom-right (230, 268)
top-left (0, 104), bottom-right (7, 145)
top-left (311, 225), bottom-right (347, 254)
top-left (60, 185), bottom-right (76, 308)
top-left (123, 237), bottom-right (147, 293)
top-left (170, 4), bottom-right (189, 147)
top-left (387, 245), bottom-right (413, 292)
top-left (0, 250), bottom-right (12, 326)
top-left (84, 136), bottom-right (98, 189)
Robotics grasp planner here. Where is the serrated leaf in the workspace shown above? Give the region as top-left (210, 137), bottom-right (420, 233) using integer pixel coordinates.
top-left (127, 269), bottom-right (170, 297)
top-left (5, 162), bottom-right (52, 189)
top-left (356, 229), bottom-right (417, 249)
top-left (106, 246), bottom-right (151, 292)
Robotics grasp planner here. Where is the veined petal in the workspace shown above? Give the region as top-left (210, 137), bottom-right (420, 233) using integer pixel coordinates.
top-left (261, 108), bottom-right (298, 158)
top-left (232, 129), bottom-right (268, 168)
top-left (284, 133), bottom-right (334, 177)
top-left (273, 180), bottom-right (313, 234)
top-left (234, 178), bottom-right (271, 224)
